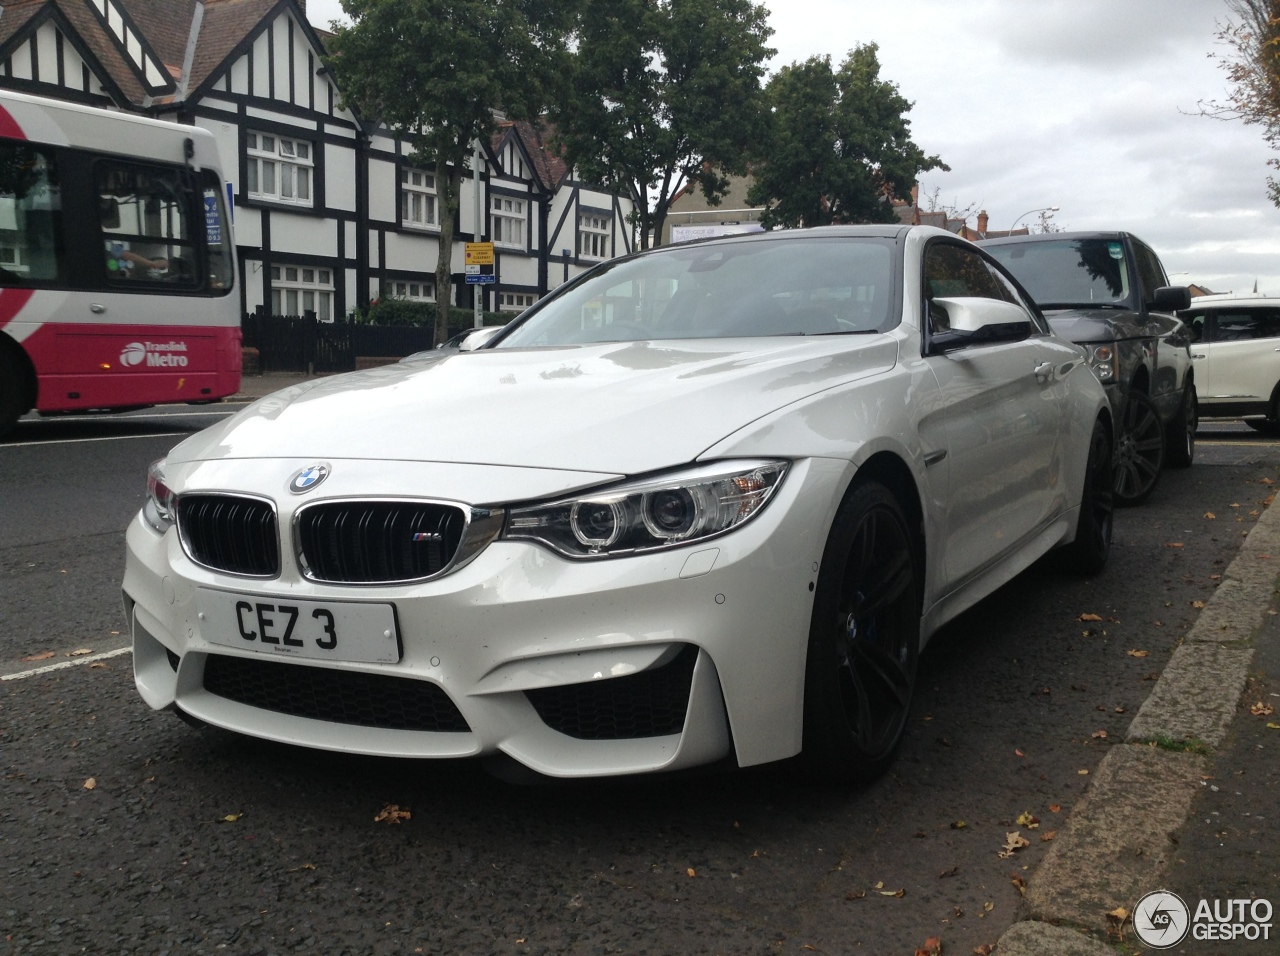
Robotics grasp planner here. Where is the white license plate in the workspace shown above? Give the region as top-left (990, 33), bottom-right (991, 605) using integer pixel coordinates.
top-left (195, 588), bottom-right (400, 664)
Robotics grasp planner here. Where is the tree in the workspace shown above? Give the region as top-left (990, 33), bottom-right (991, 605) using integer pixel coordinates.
top-left (549, 0), bottom-right (774, 249)
top-left (326, 0), bottom-right (571, 342)
top-left (1203, 0), bottom-right (1280, 205)
top-left (747, 45), bottom-right (946, 228)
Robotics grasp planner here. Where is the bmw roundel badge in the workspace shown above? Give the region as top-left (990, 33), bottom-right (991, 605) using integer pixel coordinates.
top-left (288, 463), bottom-right (330, 494)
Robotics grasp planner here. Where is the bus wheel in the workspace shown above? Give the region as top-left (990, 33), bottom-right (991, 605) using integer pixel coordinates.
top-left (0, 350), bottom-right (34, 440)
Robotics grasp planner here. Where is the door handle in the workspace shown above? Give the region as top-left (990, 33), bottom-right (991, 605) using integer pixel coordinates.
top-left (90, 303), bottom-right (106, 314)
top-left (1033, 361), bottom-right (1053, 384)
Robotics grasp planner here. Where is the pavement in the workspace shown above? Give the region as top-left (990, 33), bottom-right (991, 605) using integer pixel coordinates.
top-left (232, 369), bottom-right (1280, 954)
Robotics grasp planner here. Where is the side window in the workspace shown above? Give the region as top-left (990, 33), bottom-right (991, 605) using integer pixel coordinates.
top-left (97, 160), bottom-right (199, 288)
top-left (1132, 240), bottom-right (1167, 308)
top-left (1213, 308), bottom-right (1280, 341)
top-left (924, 242), bottom-right (1021, 331)
top-left (0, 142), bottom-right (66, 285)
top-left (1183, 311), bottom-right (1205, 343)
top-left (200, 170), bottom-right (234, 294)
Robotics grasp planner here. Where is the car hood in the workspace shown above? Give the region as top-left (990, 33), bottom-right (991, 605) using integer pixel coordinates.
top-left (171, 337), bottom-right (898, 474)
top-left (1044, 307), bottom-right (1151, 344)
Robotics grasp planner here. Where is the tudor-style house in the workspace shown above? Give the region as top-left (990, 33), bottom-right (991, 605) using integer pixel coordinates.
top-left (0, 0), bottom-right (634, 318)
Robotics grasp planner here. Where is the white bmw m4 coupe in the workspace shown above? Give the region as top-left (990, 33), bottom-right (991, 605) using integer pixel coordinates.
top-left (124, 225), bottom-right (1113, 782)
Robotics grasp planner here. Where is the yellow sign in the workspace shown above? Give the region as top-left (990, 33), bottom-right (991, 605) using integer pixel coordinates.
top-left (465, 242), bottom-right (494, 266)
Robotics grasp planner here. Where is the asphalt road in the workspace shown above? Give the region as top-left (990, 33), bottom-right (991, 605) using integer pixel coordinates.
top-left (2, 408), bottom-right (1278, 955)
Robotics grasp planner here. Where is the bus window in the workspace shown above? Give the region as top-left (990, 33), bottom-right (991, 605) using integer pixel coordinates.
top-left (201, 169), bottom-right (234, 293)
top-left (96, 160), bottom-right (199, 288)
top-left (0, 142), bottom-right (66, 284)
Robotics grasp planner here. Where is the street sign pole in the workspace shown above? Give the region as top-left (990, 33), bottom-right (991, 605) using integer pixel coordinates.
top-left (473, 140), bottom-right (483, 329)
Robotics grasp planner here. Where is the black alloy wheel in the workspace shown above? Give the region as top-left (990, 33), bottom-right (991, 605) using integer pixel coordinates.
top-left (803, 481), bottom-right (920, 784)
top-left (1060, 415), bottom-right (1114, 575)
top-left (1164, 384), bottom-right (1197, 469)
top-left (1113, 390), bottom-right (1165, 506)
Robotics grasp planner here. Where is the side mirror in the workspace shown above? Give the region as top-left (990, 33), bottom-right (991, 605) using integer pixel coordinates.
top-left (99, 196), bottom-right (120, 229)
top-left (928, 296), bottom-right (1033, 353)
top-left (1152, 286), bottom-right (1191, 313)
top-left (458, 325), bottom-right (504, 351)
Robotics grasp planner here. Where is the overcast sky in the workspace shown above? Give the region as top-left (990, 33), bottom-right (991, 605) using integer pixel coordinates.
top-left (305, 0), bottom-right (1277, 295)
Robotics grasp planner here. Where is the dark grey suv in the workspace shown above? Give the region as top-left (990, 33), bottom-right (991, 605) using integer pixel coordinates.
top-left (980, 231), bottom-right (1194, 506)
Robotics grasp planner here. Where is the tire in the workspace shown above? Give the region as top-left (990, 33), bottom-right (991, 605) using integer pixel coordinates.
top-left (1113, 390), bottom-right (1164, 506)
top-left (1164, 383), bottom-right (1196, 468)
top-left (1060, 416), bottom-right (1114, 576)
top-left (802, 481), bottom-right (921, 784)
top-left (1246, 418), bottom-right (1280, 436)
top-left (0, 349), bottom-right (29, 440)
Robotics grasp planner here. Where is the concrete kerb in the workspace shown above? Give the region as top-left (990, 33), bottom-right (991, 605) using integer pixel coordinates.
top-left (999, 493), bottom-right (1280, 953)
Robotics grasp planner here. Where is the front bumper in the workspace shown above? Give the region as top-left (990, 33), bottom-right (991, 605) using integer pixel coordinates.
top-left (122, 457), bottom-right (849, 777)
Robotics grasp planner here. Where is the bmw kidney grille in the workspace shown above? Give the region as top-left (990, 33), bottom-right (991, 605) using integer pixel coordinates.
top-left (296, 501), bottom-right (467, 583)
top-left (177, 494), bottom-right (280, 577)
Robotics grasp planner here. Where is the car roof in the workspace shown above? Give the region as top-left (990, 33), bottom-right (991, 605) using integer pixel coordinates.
top-left (977, 230), bottom-right (1131, 246)
top-left (1181, 292), bottom-right (1280, 308)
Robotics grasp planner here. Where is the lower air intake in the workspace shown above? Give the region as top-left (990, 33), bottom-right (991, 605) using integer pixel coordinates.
top-left (525, 644), bottom-right (698, 740)
top-left (203, 654), bottom-right (470, 732)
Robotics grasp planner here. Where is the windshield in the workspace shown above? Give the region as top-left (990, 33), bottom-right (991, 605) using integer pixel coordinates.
top-left (495, 236), bottom-right (897, 347)
top-left (985, 238), bottom-right (1131, 307)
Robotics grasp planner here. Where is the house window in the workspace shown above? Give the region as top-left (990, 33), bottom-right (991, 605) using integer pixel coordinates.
top-left (579, 214), bottom-right (610, 259)
top-left (491, 196), bottom-right (525, 247)
top-left (271, 264), bottom-right (332, 319)
top-left (246, 132), bottom-right (312, 206)
top-left (400, 168), bottom-right (437, 228)
top-left (498, 292), bottom-right (535, 312)
top-left (388, 278), bottom-right (435, 302)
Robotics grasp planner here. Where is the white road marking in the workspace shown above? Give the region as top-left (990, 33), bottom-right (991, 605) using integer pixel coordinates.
top-left (3, 432), bottom-right (188, 447)
top-left (3, 645), bottom-right (132, 681)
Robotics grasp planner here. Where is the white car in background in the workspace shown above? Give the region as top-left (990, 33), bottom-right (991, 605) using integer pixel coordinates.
top-left (1180, 293), bottom-right (1280, 433)
top-left (123, 226), bottom-right (1112, 784)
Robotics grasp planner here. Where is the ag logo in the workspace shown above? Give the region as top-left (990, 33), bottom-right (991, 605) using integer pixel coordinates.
top-left (120, 342), bottom-right (147, 366)
top-left (1133, 890), bottom-right (1190, 949)
top-left (288, 463), bottom-right (330, 494)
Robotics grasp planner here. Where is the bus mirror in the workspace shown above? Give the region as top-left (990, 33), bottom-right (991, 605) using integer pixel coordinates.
top-left (99, 196), bottom-right (120, 229)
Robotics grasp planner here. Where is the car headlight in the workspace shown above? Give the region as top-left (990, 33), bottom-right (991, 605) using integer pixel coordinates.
top-left (1087, 344), bottom-right (1118, 383)
top-left (503, 460), bottom-right (789, 558)
top-left (144, 459), bottom-right (175, 533)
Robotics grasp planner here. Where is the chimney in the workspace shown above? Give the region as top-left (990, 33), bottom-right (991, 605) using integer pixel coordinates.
top-left (977, 210), bottom-right (989, 235)
top-left (911, 183), bottom-right (919, 207)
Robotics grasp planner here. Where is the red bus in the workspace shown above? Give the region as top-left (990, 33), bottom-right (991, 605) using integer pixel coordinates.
top-left (0, 89), bottom-right (239, 439)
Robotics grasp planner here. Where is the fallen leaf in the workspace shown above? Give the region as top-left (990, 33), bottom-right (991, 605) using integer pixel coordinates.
top-left (1040, 830), bottom-right (1057, 842)
top-left (938, 866), bottom-right (959, 878)
top-left (1164, 542), bottom-right (1185, 548)
top-left (845, 889), bottom-right (866, 901)
top-left (1091, 730), bottom-right (1108, 740)
top-left (1015, 811), bottom-right (1040, 829)
top-left (950, 821), bottom-right (967, 830)
top-left (1262, 478), bottom-right (1276, 485)
top-left (1191, 600), bottom-right (1206, 609)
top-left (1267, 722), bottom-right (1280, 730)
top-left (1010, 872), bottom-right (1027, 896)
top-left (1250, 701), bottom-right (1276, 717)
top-left (1049, 804), bottom-right (1061, 813)
top-left (1250, 510), bottom-right (1261, 517)
top-left (82, 777), bottom-right (96, 790)
top-left (373, 804), bottom-right (410, 824)
top-left (21, 651), bottom-right (55, 662)
top-left (1078, 768), bottom-right (1090, 775)
top-left (67, 648), bottom-right (93, 657)
top-left (1142, 672), bottom-right (1161, 681)
top-left (878, 887), bottom-right (906, 898)
top-left (1077, 612), bottom-right (1103, 622)
top-left (221, 813), bottom-right (241, 823)
top-left (686, 867), bottom-right (696, 878)
top-left (984, 901), bottom-right (995, 912)
top-left (803, 946), bottom-right (818, 952)
top-left (288, 863), bottom-right (317, 872)
top-left (1127, 649), bottom-right (1150, 658)
top-left (913, 937), bottom-right (942, 956)
top-left (1014, 748), bottom-right (1025, 757)
top-left (1204, 512), bottom-right (1216, 519)
top-left (997, 831), bottom-right (1030, 859)
top-left (1114, 706), bottom-right (1127, 713)
top-left (973, 945), bottom-right (995, 956)
top-left (1107, 906), bottom-right (1130, 922)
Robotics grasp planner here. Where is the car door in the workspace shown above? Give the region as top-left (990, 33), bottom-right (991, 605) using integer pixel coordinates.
top-left (921, 240), bottom-right (1072, 586)
top-left (1197, 306), bottom-right (1280, 407)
